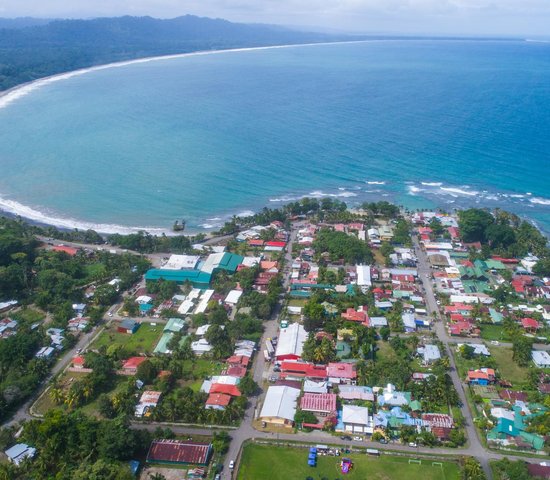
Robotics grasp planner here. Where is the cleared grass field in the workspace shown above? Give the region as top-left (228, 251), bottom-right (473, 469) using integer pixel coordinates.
top-left (488, 346), bottom-right (529, 386)
top-left (237, 444), bottom-right (460, 480)
top-left (91, 322), bottom-right (162, 355)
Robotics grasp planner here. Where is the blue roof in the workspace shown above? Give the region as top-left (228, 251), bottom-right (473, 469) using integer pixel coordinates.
top-left (129, 460), bottom-right (140, 476)
top-left (145, 268), bottom-right (212, 286)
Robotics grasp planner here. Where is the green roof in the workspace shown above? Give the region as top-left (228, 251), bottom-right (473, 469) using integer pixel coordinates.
top-left (164, 318), bottom-right (186, 333)
top-left (495, 418), bottom-right (520, 437)
top-left (154, 332), bottom-right (188, 354)
top-left (489, 308), bottom-right (504, 324)
top-left (484, 259), bottom-right (506, 270)
top-left (519, 431), bottom-right (545, 450)
top-left (145, 269), bottom-right (211, 287)
top-left (409, 400), bottom-right (422, 411)
top-left (217, 252), bottom-right (244, 272)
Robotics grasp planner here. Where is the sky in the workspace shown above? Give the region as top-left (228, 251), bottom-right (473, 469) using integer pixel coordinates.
top-left (0, 0), bottom-right (549, 36)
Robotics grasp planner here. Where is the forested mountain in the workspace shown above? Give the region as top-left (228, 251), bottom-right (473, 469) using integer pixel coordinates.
top-left (0, 15), bottom-right (349, 91)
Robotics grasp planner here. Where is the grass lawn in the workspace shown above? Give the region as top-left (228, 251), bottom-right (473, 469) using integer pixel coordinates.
top-left (182, 358), bottom-right (224, 391)
top-left (91, 322), bottom-right (163, 355)
top-left (33, 371), bottom-right (91, 416)
top-left (237, 444), bottom-right (460, 480)
top-left (288, 298), bottom-right (307, 308)
top-left (11, 307), bottom-right (45, 326)
top-left (479, 324), bottom-right (510, 342)
top-left (488, 346), bottom-right (529, 386)
top-left (376, 341), bottom-right (399, 362)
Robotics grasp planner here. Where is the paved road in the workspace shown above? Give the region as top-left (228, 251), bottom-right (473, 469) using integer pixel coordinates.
top-left (412, 235), bottom-right (495, 477)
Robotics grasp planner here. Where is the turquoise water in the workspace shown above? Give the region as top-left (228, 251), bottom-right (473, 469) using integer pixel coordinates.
top-left (0, 40), bottom-right (548, 233)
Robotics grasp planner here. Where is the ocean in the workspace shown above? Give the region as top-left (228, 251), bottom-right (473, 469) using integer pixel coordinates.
top-left (0, 40), bottom-right (548, 234)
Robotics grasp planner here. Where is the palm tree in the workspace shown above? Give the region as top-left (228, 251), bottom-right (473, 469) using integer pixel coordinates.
top-left (49, 387), bottom-right (65, 405)
top-left (149, 473), bottom-right (167, 480)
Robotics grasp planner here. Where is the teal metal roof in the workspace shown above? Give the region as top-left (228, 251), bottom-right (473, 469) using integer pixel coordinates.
top-left (145, 269), bottom-right (211, 286)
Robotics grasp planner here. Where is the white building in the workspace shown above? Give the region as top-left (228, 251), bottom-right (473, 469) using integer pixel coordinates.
top-left (5, 444), bottom-right (37, 465)
top-left (191, 339), bottom-right (213, 356)
top-left (259, 386), bottom-right (300, 427)
top-left (225, 290), bottom-right (243, 306)
top-left (532, 350), bottom-right (550, 368)
top-left (418, 345), bottom-right (441, 365)
top-left (356, 265), bottom-right (372, 292)
top-left (342, 405), bottom-right (371, 434)
top-left (163, 254), bottom-right (200, 270)
top-left (275, 322), bottom-right (308, 361)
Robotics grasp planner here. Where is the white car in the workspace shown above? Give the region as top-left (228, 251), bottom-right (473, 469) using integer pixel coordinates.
top-left (353, 436), bottom-right (362, 441)
top-left (408, 442), bottom-right (418, 447)
top-left (229, 460), bottom-right (235, 469)
top-left (491, 340), bottom-right (500, 345)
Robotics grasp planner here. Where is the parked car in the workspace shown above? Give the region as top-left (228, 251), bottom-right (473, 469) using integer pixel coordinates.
top-left (353, 436), bottom-right (362, 441)
top-left (408, 442), bottom-right (417, 448)
top-left (229, 460), bottom-right (235, 469)
top-left (273, 367), bottom-right (281, 372)
top-left (340, 435), bottom-right (352, 441)
top-left (378, 438), bottom-right (388, 444)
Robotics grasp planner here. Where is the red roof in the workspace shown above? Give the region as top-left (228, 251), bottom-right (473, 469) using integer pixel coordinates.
top-left (326, 362), bottom-right (356, 380)
top-left (300, 393), bottom-right (337, 414)
top-left (72, 356), bottom-right (85, 366)
top-left (491, 256), bottom-right (519, 264)
top-left (280, 362), bottom-right (327, 379)
top-left (248, 239), bottom-right (265, 246)
top-left (52, 245), bottom-right (78, 256)
top-left (209, 384), bottom-right (241, 397)
top-left (500, 389), bottom-right (528, 402)
top-left (265, 241), bottom-right (286, 248)
top-left (206, 393), bottom-right (232, 407)
top-left (521, 317), bottom-right (540, 330)
top-left (341, 307), bottom-right (368, 323)
top-left (447, 227), bottom-right (460, 238)
top-left (422, 413), bottom-right (453, 429)
top-left (226, 355), bottom-right (250, 367)
top-left (527, 464), bottom-right (550, 479)
top-left (225, 366), bottom-right (247, 378)
top-left (450, 313), bottom-right (465, 322)
top-left (147, 440), bottom-right (211, 465)
top-left (122, 356), bottom-right (148, 370)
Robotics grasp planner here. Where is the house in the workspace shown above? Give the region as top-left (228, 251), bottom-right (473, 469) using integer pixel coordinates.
top-left (527, 463), bottom-right (550, 479)
top-left (338, 385), bottom-right (375, 402)
top-left (122, 356), bottom-right (148, 375)
top-left (327, 362), bottom-right (357, 384)
top-left (377, 384), bottom-right (411, 407)
top-left (147, 440), bottom-right (212, 466)
top-left (467, 368), bottom-right (495, 385)
top-left (135, 391), bottom-right (162, 417)
top-left (205, 393), bottom-right (232, 410)
top-left (275, 323), bottom-right (307, 361)
top-left (356, 265), bottom-right (372, 292)
top-left (259, 385), bottom-right (301, 428)
top-left (422, 414), bottom-right (454, 440)
top-left (417, 345), bottom-right (441, 365)
top-left (191, 339), bottom-right (213, 356)
top-left (224, 289), bottom-right (243, 306)
top-left (342, 405), bottom-right (370, 434)
top-left (402, 313), bottom-right (416, 332)
top-left (163, 317), bottom-right (186, 333)
top-left (280, 362), bottom-right (327, 380)
top-left (5, 443), bottom-right (37, 466)
top-left (300, 393), bottom-right (337, 417)
top-left (118, 319), bottom-right (140, 334)
top-left (521, 317), bottom-right (540, 332)
top-left (532, 350), bottom-right (550, 368)
top-left (303, 380), bottom-right (329, 394)
top-left (209, 383), bottom-right (241, 397)
top-left (457, 343), bottom-right (491, 356)
top-left (35, 346), bottom-right (54, 359)
top-left (72, 356), bottom-right (85, 369)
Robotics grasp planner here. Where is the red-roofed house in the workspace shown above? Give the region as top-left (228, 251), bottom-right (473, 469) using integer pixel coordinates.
top-left (209, 384), bottom-right (241, 397)
top-left (300, 393), bottom-right (337, 416)
top-left (265, 241), bottom-right (286, 248)
top-left (147, 440), bottom-right (212, 466)
top-left (467, 368), bottom-right (495, 385)
top-left (72, 356), bottom-right (85, 369)
top-left (422, 413), bottom-right (454, 440)
top-left (52, 245), bottom-right (78, 256)
top-left (327, 362), bottom-right (357, 384)
top-left (205, 393), bottom-right (232, 410)
top-left (447, 227), bottom-right (460, 239)
top-left (225, 366), bottom-right (247, 378)
top-left (122, 357), bottom-right (148, 375)
top-left (248, 239), bottom-right (265, 247)
top-left (341, 307), bottom-right (369, 325)
top-left (280, 362), bottom-right (327, 380)
top-left (226, 355), bottom-right (250, 368)
top-left (521, 317), bottom-right (540, 332)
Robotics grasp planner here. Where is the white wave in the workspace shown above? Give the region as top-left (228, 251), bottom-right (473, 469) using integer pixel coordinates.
top-left (207, 217), bottom-right (222, 221)
top-left (268, 195), bottom-right (300, 203)
top-left (0, 194), bottom-right (168, 235)
top-left (235, 210), bottom-right (255, 218)
top-left (421, 182), bottom-right (443, 186)
top-left (366, 181), bottom-right (386, 185)
top-left (407, 186), bottom-right (424, 195)
top-left (526, 192), bottom-right (532, 196)
top-left (509, 194), bottom-right (525, 199)
top-left (529, 197), bottom-right (550, 206)
top-left (438, 187), bottom-right (479, 197)
top-left (308, 190), bottom-right (358, 198)
top-left (200, 223), bottom-right (220, 229)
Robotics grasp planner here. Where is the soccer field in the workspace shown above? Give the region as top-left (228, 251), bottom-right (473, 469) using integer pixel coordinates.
top-left (237, 444), bottom-right (461, 480)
